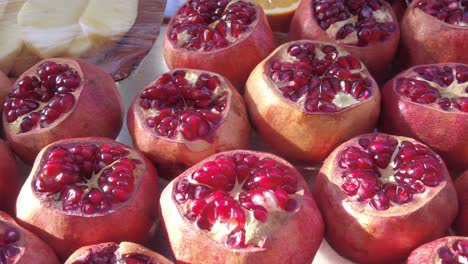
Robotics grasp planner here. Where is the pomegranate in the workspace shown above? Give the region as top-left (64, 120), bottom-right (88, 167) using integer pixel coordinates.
top-left (245, 40), bottom-right (381, 163)
top-left (400, 0), bottom-right (468, 67)
top-left (380, 63), bottom-right (468, 170)
top-left (289, 0), bottom-right (400, 77)
top-left (65, 242), bottom-right (172, 264)
top-left (313, 133), bottom-right (458, 264)
top-left (160, 150), bottom-right (324, 263)
top-left (406, 236), bottom-right (468, 264)
top-left (0, 140), bottom-right (21, 215)
top-left (0, 70), bottom-right (11, 107)
top-left (127, 68), bottom-right (251, 179)
top-left (163, 0), bottom-right (276, 90)
top-left (15, 137), bottom-right (160, 260)
top-left (0, 211), bottom-right (60, 264)
top-left (386, 0), bottom-right (411, 20)
top-left (2, 58), bottom-right (124, 164)
top-left (453, 171), bottom-right (468, 236)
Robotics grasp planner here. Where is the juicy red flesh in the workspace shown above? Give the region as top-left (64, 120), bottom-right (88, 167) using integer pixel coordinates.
top-left (416, 0), bottom-right (467, 25)
top-left (3, 61), bottom-right (81, 133)
top-left (124, 253), bottom-right (155, 264)
top-left (312, 0), bottom-right (397, 46)
top-left (34, 143), bottom-right (141, 214)
top-left (437, 239), bottom-right (468, 264)
top-left (140, 70), bottom-right (227, 141)
top-left (173, 153), bottom-right (299, 248)
top-left (338, 134), bottom-right (444, 210)
top-left (169, 0), bottom-right (257, 51)
top-left (71, 244), bottom-right (118, 264)
top-left (396, 65), bottom-right (468, 112)
top-left (269, 43), bottom-right (372, 113)
top-left (0, 227), bottom-right (21, 264)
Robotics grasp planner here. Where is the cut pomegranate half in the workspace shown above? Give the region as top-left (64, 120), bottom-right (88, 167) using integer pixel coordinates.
top-left (314, 133), bottom-right (458, 264)
top-left (380, 63), bottom-right (468, 170)
top-left (289, 0), bottom-right (400, 77)
top-left (0, 211), bottom-right (59, 264)
top-left (128, 68), bottom-right (250, 179)
top-left (160, 150), bottom-right (324, 263)
top-left (400, 0), bottom-right (467, 66)
top-left (65, 242), bottom-right (172, 264)
top-left (407, 236), bottom-right (468, 264)
top-left (245, 40), bottom-right (381, 162)
top-left (15, 137), bottom-right (160, 260)
top-left (2, 58), bottom-right (123, 163)
top-left (163, 0), bottom-right (276, 90)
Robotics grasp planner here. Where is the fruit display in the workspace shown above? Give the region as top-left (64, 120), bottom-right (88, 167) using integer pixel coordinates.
top-left (314, 133), bottom-right (458, 263)
top-left (2, 58), bottom-right (124, 164)
top-left (289, 0), bottom-right (400, 77)
top-left (15, 137), bottom-right (160, 260)
top-left (160, 150), bottom-right (324, 263)
top-left (127, 68), bottom-right (251, 179)
top-left (245, 40), bottom-right (381, 163)
top-left (163, 0), bottom-right (276, 90)
top-left (0, 0), bottom-right (466, 263)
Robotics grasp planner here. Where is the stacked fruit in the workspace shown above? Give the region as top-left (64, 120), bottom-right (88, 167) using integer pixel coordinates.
top-left (0, 0), bottom-right (466, 263)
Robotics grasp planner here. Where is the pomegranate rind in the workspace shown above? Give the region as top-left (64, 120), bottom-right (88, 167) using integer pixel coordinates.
top-left (15, 137), bottom-right (160, 261)
top-left (163, 1), bottom-right (276, 90)
top-left (0, 211), bottom-right (60, 264)
top-left (289, 0), bottom-right (400, 78)
top-left (453, 171), bottom-right (468, 236)
top-left (159, 150), bottom-right (324, 264)
top-left (0, 140), bottom-right (21, 214)
top-left (245, 40), bottom-right (381, 162)
top-left (2, 58), bottom-right (124, 164)
top-left (406, 236), bottom-right (468, 264)
top-left (400, 2), bottom-right (468, 67)
top-left (380, 63), bottom-right (468, 170)
top-left (128, 68), bottom-right (251, 179)
top-left (0, 70), bottom-right (12, 109)
top-left (313, 133), bottom-right (458, 264)
top-left (65, 241), bottom-right (172, 264)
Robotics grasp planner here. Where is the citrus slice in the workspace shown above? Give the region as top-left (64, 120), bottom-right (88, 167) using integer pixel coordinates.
top-left (252, 0), bottom-right (300, 32)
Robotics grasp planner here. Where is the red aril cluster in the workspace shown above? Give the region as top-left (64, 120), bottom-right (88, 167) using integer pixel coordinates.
top-left (246, 40), bottom-right (381, 162)
top-left (406, 236), bottom-right (468, 264)
top-left (128, 69), bottom-right (250, 179)
top-left (314, 133), bottom-right (458, 264)
top-left (160, 150), bottom-right (324, 263)
top-left (163, 0), bottom-right (276, 89)
top-left (15, 138), bottom-right (159, 260)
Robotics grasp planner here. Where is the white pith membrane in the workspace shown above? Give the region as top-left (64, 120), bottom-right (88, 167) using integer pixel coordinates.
top-left (337, 134), bottom-right (446, 214)
top-left (262, 1), bottom-right (300, 14)
top-left (416, 0), bottom-right (467, 27)
top-left (170, 0), bottom-right (257, 51)
top-left (269, 43), bottom-right (371, 112)
top-left (396, 65), bottom-right (468, 113)
top-left (3, 62), bottom-right (83, 135)
top-left (433, 239), bottom-right (468, 264)
top-left (139, 70), bottom-right (229, 152)
top-left (0, 223), bottom-right (24, 262)
top-left (77, 244), bottom-right (153, 263)
top-left (173, 154), bottom-right (304, 248)
top-left (34, 143), bottom-right (144, 215)
top-left (312, 0), bottom-right (396, 45)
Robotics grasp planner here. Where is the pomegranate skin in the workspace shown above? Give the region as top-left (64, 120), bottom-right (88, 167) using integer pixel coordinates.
top-left (127, 69), bottom-right (251, 179)
top-left (160, 150), bottom-right (324, 264)
top-left (0, 211), bottom-right (60, 264)
top-left (313, 133), bottom-right (458, 264)
top-left (0, 70), bottom-right (12, 107)
top-left (0, 140), bottom-right (21, 214)
top-left (289, 0), bottom-right (400, 78)
top-left (3, 58), bottom-right (124, 164)
top-left (406, 236), bottom-right (468, 264)
top-left (163, 1), bottom-right (276, 91)
top-left (379, 64), bottom-right (468, 170)
top-left (245, 40), bottom-right (381, 163)
top-left (15, 137), bottom-right (160, 261)
top-left (453, 171), bottom-right (468, 236)
top-left (65, 242), bottom-right (172, 264)
top-left (400, 1), bottom-right (468, 67)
